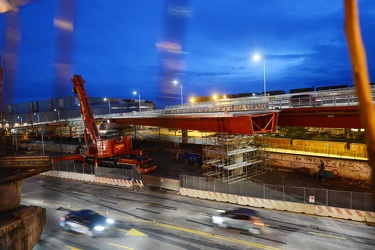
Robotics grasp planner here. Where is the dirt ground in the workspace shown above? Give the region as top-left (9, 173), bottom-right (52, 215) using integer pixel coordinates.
top-left (249, 167), bottom-right (371, 193)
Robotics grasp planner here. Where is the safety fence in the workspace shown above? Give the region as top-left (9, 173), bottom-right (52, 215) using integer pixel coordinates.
top-left (52, 161), bottom-right (141, 181)
top-left (179, 175), bottom-right (375, 212)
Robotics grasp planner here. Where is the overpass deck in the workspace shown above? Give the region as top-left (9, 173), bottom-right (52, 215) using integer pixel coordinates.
top-left (14, 86), bottom-right (373, 134)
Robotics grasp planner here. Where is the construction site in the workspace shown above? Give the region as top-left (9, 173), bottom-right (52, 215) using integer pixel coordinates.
top-left (200, 133), bottom-right (269, 183)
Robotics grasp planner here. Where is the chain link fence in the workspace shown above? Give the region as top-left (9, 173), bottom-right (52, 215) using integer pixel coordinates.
top-left (180, 175), bottom-right (375, 212)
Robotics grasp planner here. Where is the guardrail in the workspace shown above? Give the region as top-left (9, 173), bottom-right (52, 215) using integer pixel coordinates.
top-left (0, 156), bottom-right (51, 168)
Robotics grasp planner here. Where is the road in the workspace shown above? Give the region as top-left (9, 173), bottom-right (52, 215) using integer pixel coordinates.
top-left (21, 175), bottom-right (374, 250)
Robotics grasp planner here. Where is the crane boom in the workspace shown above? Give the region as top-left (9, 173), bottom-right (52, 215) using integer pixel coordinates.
top-left (71, 75), bottom-right (100, 145)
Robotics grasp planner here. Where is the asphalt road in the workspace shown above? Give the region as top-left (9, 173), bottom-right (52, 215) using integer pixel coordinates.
top-left (21, 175), bottom-right (375, 250)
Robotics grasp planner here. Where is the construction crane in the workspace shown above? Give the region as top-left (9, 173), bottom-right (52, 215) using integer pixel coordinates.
top-left (53, 75), bottom-right (156, 174)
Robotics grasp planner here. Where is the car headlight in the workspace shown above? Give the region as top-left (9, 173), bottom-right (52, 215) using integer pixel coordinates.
top-left (106, 218), bottom-right (114, 224)
top-left (212, 216), bottom-right (223, 223)
top-left (94, 225), bottom-right (105, 231)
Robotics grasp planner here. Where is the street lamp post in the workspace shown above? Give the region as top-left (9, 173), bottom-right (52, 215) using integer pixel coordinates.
top-left (104, 98), bottom-right (111, 114)
top-left (133, 91), bottom-right (141, 112)
top-left (17, 116), bottom-right (22, 126)
top-left (253, 54), bottom-right (266, 96)
top-left (173, 80), bottom-right (183, 105)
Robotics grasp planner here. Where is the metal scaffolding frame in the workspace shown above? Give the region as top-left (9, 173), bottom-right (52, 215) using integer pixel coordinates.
top-left (202, 132), bottom-right (268, 184)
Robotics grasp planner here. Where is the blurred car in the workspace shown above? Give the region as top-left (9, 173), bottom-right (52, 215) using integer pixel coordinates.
top-left (289, 94), bottom-right (322, 107)
top-left (212, 208), bottom-right (264, 234)
top-left (60, 209), bottom-right (114, 238)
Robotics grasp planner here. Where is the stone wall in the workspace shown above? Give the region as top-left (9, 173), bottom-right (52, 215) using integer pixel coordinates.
top-left (268, 152), bottom-right (370, 182)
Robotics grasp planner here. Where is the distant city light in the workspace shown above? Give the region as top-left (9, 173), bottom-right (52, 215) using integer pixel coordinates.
top-left (53, 18), bottom-right (74, 31)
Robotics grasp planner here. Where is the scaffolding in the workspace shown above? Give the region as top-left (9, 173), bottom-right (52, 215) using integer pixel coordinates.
top-left (202, 132), bottom-right (267, 184)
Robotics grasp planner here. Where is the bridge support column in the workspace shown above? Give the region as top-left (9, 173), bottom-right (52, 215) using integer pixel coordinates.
top-left (0, 180), bottom-right (21, 212)
top-left (0, 205), bottom-right (46, 250)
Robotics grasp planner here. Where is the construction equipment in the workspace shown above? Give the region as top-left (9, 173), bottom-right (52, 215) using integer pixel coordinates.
top-left (52, 75), bottom-right (156, 174)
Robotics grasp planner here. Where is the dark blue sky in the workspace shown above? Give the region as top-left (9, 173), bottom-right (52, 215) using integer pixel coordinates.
top-left (1, 0), bottom-right (375, 108)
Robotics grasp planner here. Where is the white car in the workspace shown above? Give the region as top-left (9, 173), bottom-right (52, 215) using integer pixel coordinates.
top-left (212, 208), bottom-right (264, 235)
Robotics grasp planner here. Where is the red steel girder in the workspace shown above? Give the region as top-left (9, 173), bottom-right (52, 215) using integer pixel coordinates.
top-left (110, 112), bottom-right (279, 135)
top-left (278, 106), bottom-right (362, 128)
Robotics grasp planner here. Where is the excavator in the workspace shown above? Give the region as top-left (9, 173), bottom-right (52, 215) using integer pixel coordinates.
top-left (52, 75), bottom-right (156, 174)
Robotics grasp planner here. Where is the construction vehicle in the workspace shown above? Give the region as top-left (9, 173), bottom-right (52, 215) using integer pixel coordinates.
top-left (52, 75), bottom-right (156, 174)
top-left (175, 152), bottom-right (202, 168)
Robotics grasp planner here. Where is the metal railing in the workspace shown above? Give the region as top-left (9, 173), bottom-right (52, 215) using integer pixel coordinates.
top-left (0, 156), bottom-right (51, 168)
top-left (179, 175), bottom-right (374, 212)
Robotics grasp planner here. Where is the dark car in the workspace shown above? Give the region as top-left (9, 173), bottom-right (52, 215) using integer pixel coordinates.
top-left (60, 209), bottom-right (115, 238)
top-left (212, 208), bottom-right (264, 234)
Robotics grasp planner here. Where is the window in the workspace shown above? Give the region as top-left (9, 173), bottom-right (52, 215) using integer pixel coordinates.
top-left (232, 214), bottom-right (249, 220)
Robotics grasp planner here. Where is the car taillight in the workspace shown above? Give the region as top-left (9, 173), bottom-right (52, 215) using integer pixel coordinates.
top-left (60, 217), bottom-right (65, 221)
top-left (253, 221), bottom-right (264, 226)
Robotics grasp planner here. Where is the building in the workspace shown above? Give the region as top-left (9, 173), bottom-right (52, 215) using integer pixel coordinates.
top-left (1, 96), bottom-right (156, 128)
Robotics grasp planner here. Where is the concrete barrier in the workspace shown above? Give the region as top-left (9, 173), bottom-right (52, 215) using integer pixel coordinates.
top-left (94, 177), bottom-right (133, 187)
top-left (41, 171), bottom-right (145, 188)
top-left (179, 188), bottom-right (237, 203)
top-left (56, 171), bottom-right (71, 179)
top-left (316, 205), bottom-right (365, 221)
top-left (273, 200), bottom-right (316, 215)
top-left (237, 196), bottom-right (275, 209)
top-left (364, 211), bottom-right (375, 223)
top-left (208, 192), bottom-right (237, 203)
top-left (40, 170), bottom-right (58, 177)
top-left (179, 188), bottom-right (207, 198)
top-left (74, 173), bottom-right (95, 182)
top-left (142, 175), bottom-right (180, 191)
top-left (182, 189), bottom-right (372, 222)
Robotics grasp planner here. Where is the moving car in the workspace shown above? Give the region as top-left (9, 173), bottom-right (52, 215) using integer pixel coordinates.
top-left (60, 209), bottom-right (114, 238)
top-left (212, 208), bottom-right (264, 234)
top-left (289, 94), bottom-right (322, 107)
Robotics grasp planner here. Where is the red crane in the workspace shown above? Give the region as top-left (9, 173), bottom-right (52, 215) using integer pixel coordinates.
top-left (53, 75), bottom-right (156, 174)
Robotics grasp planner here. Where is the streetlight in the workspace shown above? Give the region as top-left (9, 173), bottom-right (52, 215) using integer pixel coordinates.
top-left (53, 109), bottom-right (60, 120)
top-left (17, 116), bottom-right (22, 126)
top-left (173, 80), bottom-right (183, 105)
top-left (103, 98), bottom-right (111, 114)
top-left (253, 54), bottom-right (266, 96)
top-left (133, 91), bottom-right (141, 112)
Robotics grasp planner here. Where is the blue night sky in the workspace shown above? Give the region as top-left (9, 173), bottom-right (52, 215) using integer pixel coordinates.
top-left (0, 0), bottom-right (374, 108)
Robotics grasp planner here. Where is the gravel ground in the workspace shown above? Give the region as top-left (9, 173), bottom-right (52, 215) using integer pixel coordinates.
top-left (249, 167), bottom-right (371, 193)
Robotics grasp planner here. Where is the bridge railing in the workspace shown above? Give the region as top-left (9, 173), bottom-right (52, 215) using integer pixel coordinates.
top-left (0, 156), bottom-right (50, 168)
